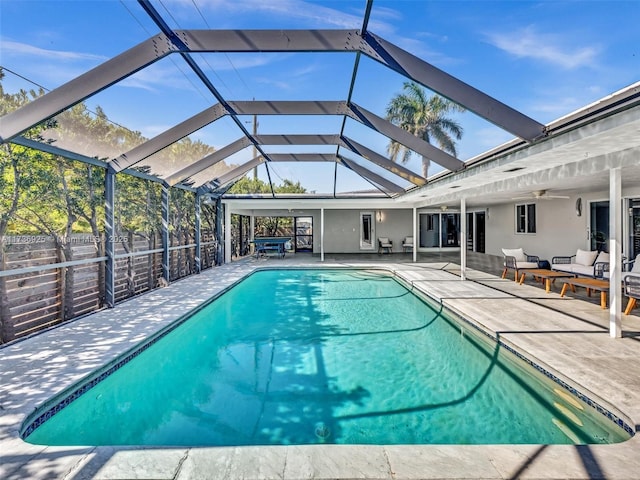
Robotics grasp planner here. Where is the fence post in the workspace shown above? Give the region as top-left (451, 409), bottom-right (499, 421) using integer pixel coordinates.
top-left (105, 167), bottom-right (116, 308)
top-left (216, 197), bottom-right (223, 266)
top-left (195, 192), bottom-right (201, 273)
top-left (162, 183), bottom-right (170, 283)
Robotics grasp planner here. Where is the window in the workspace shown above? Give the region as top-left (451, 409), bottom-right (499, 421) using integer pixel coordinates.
top-left (516, 204), bottom-right (536, 233)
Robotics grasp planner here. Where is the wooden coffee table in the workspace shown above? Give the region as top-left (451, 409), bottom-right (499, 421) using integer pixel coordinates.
top-left (560, 277), bottom-right (610, 308)
top-left (518, 269), bottom-right (575, 293)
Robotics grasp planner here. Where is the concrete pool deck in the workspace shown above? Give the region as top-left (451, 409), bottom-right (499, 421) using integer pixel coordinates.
top-left (1, 255), bottom-right (640, 479)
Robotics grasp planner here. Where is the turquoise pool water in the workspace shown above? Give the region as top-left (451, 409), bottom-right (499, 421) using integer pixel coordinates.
top-left (24, 269), bottom-right (629, 446)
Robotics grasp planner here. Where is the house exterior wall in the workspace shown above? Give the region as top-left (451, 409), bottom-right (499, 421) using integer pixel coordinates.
top-left (486, 199), bottom-right (584, 263)
top-left (230, 183), bottom-right (640, 259)
top-left (486, 189), bottom-right (640, 262)
top-left (323, 209), bottom-right (414, 253)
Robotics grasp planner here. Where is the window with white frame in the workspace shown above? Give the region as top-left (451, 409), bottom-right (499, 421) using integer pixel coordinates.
top-left (516, 203), bottom-right (536, 233)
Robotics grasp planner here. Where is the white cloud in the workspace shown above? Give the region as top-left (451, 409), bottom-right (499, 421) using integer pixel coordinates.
top-left (291, 62), bottom-right (321, 77)
top-left (192, 0), bottom-right (362, 28)
top-left (118, 62), bottom-right (184, 93)
top-left (200, 53), bottom-right (279, 72)
top-left (485, 26), bottom-right (600, 69)
top-left (533, 96), bottom-right (583, 116)
top-left (165, 0), bottom-right (459, 69)
top-left (0, 39), bottom-right (106, 62)
top-left (254, 77), bottom-right (293, 91)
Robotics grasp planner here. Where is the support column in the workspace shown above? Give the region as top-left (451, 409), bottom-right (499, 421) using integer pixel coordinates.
top-left (412, 207), bottom-right (417, 263)
top-left (104, 167), bottom-right (116, 308)
top-left (224, 202), bottom-right (232, 264)
top-left (460, 198), bottom-right (467, 280)
top-left (161, 183), bottom-right (170, 283)
top-left (195, 193), bottom-right (201, 273)
top-left (321, 208), bottom-right (325, 262)
top-left (215, 198), bottom-right (223, 266)
top-left (250, 213), bottom-right (255, 256)
top-left (609, 167), bottom-right (622, 338)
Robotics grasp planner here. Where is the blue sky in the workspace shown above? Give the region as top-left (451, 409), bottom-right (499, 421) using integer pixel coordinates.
top-left (1, 0), bottom-right (638, 193)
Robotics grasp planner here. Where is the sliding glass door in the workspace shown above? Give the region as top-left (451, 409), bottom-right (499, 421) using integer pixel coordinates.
top-left (419, 212), bottom-right (460, 249)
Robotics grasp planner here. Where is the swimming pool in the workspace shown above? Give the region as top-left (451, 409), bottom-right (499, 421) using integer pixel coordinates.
top-left (22, 268), bottom-right (631, 446)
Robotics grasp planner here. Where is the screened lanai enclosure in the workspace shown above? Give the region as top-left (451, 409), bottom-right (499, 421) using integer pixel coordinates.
top-left (1, 0), bottom-right (639, 343)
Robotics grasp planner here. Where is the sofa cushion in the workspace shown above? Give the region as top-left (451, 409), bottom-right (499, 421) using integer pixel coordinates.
top-left (575, 249), bottom-right (598, 266)
top-left (631, 254), bottom-right (640, 273)
top-left (572, 264), bottom-right (596, 277)
top-left (552, 264), bottom-right (573, 274)
top-left (502, 248), bottom-right (526, 262)
top-left (516, 261), bottom-right (539, 269)
top-left (595, 251), bottom-right (610, 264)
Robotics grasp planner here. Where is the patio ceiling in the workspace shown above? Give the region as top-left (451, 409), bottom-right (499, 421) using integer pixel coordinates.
top-left (1, 0), bottom-right (638, 204)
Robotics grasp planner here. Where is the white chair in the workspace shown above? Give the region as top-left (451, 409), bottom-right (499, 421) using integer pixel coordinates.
top-left (378, 237), bottom-right (393, 254)
top-left (624, 273), bottom-right (640, 315)
top-left (402, 236), bottom-right (414, 253)
top-left (623, 254), bottom-right (640, 279)
top-left (501, 248), bottom-right (540, 282)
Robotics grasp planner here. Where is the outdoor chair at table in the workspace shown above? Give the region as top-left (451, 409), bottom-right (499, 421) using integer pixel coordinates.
top-left (501, 248), bottom-right (540, 282)
top-left (378, 237), bottom-right (393, 254)
top-left (401, 236), bottom-right (414, 253)
top-left (622, 254), bottom-right (640, 280)
top-left (623, 274), bottom-right (640, 315)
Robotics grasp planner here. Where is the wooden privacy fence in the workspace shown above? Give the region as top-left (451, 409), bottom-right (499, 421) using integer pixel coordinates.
top-left (0, 233), bottom-right (217, 344)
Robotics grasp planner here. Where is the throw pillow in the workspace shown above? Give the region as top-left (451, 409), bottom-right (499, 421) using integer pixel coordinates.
top-left (575, 248), bottom-right (598, 266)
top-left (595, 251), bottom-right (610, 264)
top-left (502, 248), bottom-right (526, 262)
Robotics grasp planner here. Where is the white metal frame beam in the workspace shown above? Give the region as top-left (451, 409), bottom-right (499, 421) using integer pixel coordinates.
top-left (1, 30), bottom-right (544, 150)
top-left (204, 152), bottom-right (404, 195)
top-left (110, 100), bottom-right (462, 182)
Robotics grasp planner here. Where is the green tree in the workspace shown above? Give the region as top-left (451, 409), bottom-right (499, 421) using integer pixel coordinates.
top-left (385, 81), bottom-right (465, 178)
top-left (0, 70), bottom-right (239, 341)
top-left (275, 179), bottom-right (306, 194)
top-left (169, 188), bottom-right (196, 279)
top-left (227, 176), bottom-right (272, 194)
top-left (0, 70), bottom-right (58, 340)
top-left (227, 175), bottom-right (306, 241)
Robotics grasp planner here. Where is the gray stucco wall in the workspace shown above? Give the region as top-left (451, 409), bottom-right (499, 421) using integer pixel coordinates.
top-left (486, 188), bottom-right (640, 262)
top-left (323, 209), bottom-right (413, 253)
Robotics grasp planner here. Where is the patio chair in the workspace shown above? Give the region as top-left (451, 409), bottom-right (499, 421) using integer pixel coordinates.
top-left (402, 236), bottom-right (414, 253)
top-left (623, 254), bottom-right (640, 279)
top-left (378, 237), bottom-right (393, 254)
top-left (623, 273), bottom-right (640, 315)
top-left (501, 247), bottom-right (540, 282)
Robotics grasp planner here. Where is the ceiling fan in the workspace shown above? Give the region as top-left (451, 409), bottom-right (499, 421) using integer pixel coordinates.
top-left (512, 189), bottom-right (570, 200)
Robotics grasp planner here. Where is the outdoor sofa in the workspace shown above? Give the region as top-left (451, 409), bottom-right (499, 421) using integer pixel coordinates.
top-left (551, 249), bottom-right (609, 278)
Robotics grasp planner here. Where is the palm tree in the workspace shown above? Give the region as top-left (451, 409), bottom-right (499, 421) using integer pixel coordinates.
top-left (385, 81), bottom-right (465, 178)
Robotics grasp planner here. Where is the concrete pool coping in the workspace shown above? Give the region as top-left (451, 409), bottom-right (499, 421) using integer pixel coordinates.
top-left (1, 256), bottom-right (640, 479)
